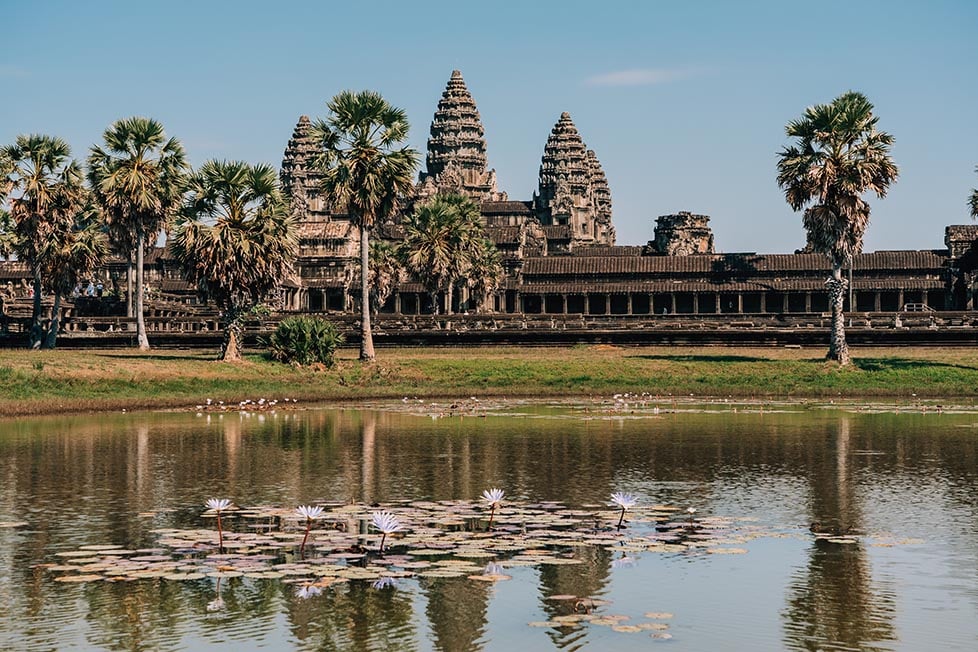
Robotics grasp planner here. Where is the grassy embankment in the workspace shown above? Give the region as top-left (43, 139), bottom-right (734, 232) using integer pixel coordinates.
top-left (1, 345), bottom-right (977, 417)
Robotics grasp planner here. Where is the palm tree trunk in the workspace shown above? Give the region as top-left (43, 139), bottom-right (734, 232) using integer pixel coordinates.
top-left (219, 306), bottom-right (242, 361)
top-left (136, 233), bottom-right (149, 350)
top-left (359, 225), bottom-right (375, 361)
top-left (43, 294), bottom-right (61, 349)
top-left (826, 264), bottom-right (851, 365)
top-left (446, 283), bottom-right (454, 316)
top-left (127, 250), bottom-right (135, 319)
top-left (29, 271), bottom-right (43, 349)
top-left (221, 325), bottom-right (241, 361)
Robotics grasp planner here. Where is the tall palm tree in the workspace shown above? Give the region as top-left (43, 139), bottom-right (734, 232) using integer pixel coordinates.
top-left (88, 117), bottom-right (188, 350)
top-left (777, 92), bottom-right (898, 365)
top-left (37, 204), bottom-right (107, 347)
top-left (312, 90), bottom-right (418, 361)
top-left (171, 160), bottom-right (297, 361)
top-left (1, 134), bottom-right (85, 348)
top-left (969, 166), bottom-right (978, 220)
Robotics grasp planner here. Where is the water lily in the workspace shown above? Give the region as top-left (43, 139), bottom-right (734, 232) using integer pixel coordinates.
top-left (610, 492), bottom-right (638, 530)
top-left (482, 487), bottom-right (505, 530)
top-left (371, 511), bottom-right (402, 552)
top-left (484, 561), bottom-right (505, 576)
top-left (295, 583), bottom-right (322, 599)
top-left (205, 498), bottom-right (232, 552)
top-left (295, 505), bottom-right (325, 559)
top-left (371, 576), bottom-right (398, 590)
top-left (686, 506), bottom-right (697, 524)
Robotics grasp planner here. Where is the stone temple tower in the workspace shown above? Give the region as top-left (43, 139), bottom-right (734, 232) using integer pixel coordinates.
top-left (280, 115), bottom-right (328, 220)
top-left (534, 112), bottom-right (614, 246)
top-left (417, 70), bottom-right (505, 202)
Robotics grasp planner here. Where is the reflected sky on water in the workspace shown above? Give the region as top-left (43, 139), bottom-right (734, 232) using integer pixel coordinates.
top-left (1, 400), bottom-right (978, 651)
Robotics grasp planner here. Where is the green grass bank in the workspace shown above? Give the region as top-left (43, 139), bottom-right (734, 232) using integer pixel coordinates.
top-left (1, 345), bottom-right (977, 417)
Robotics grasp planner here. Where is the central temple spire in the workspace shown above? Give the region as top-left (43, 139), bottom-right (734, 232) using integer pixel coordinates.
top-left (418, 70), bottom-right (504, 202)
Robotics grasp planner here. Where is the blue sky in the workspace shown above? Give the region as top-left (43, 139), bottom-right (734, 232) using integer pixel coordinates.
top-left (3, 0), bottom-right (976, 253)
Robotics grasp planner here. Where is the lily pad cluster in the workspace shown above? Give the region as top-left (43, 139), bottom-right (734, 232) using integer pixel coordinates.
top-left (38, 499), bottom-right (766, 590)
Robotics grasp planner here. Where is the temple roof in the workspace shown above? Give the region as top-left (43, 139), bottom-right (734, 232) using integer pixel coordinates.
top-left (523, 251), bottom-right (949, 276)
top-left (481, 200), bottom-right (533, 216)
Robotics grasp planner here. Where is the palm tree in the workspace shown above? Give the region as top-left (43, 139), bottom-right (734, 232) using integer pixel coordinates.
top-left (464, 237), bottom-right (504, 313)
top-left (312, 90), bottom-right (418, 361)
top-left (0, 209), bottom-right (15, 261)
top-left (171, 160), bottom-right (297, 361)
top-left (401, 199), bottom-right (461, 314)
top-left (401, 194), bottom-right (496, 315)
top-left (1, 134), bottom-right (85, 348)
top-left (776, 92), bottom-right (898, 365)
top-left (368, 240), bottom-right (403, 316)
top-left (969, 166), bottom-right (978, 220)
top-left (37, 204), bottom-right (107, 347)
top-left (88, 117), bottom-right (188, 350)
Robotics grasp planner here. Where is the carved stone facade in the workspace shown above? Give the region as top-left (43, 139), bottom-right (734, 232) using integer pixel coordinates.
top-left (416, 70), bottom-right (505, 203)
top-left (533, 112), bottom-right (615, 248)
top-left (647, 212), bottom-right (715, 256)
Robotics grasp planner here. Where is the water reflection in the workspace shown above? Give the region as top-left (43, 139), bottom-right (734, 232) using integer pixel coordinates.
top-left (1, 404), bottom-right (978, 650)
top-left (783, 417), bottom-right (897, 651)
top-left (424, 577), bottom-right (490, 651)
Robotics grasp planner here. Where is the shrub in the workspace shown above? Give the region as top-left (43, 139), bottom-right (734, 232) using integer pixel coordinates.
top-left (266, 316), bottom-right (344, 367)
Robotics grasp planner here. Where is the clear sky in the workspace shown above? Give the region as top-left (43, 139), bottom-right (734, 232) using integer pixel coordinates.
top-left (3, 0), bottom-right (976, 253)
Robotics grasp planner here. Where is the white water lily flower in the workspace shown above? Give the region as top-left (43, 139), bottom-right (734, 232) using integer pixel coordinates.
top-left (205, 498), bottom-right (232, 512)
top-left (296, 505), bottom-right (325, 520)
top-left (371, 511), bottom-right (403, 534)
top-left (295, 584), bottom-right (322, 599)
top-left (482, 488), bottom-right (505, 506)
top-left (372, 577), bottom-right (398, 590)
top-left (686, 507), bottom-right (697, 515)
top-left (610, 492), bottom-right (638, 510)
top-left (484, 562), bottom-right (505, 575)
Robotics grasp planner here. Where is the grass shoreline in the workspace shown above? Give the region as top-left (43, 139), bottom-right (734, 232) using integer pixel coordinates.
top-left (1, 344), bottom-right (977, 418)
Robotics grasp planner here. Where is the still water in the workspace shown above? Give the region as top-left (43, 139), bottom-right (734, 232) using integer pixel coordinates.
top-left (1, 400), bottom-right (977, 651)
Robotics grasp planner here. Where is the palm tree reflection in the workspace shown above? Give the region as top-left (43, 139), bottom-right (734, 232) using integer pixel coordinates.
top-left (783, 416), bottom-right (896, 650)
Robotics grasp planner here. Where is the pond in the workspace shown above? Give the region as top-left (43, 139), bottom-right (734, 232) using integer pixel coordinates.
top-left (1, 398), bottom-right (977, 651)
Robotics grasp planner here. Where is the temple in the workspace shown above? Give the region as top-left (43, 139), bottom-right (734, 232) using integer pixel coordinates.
top-left (4, 69), bottom-right (978, 341)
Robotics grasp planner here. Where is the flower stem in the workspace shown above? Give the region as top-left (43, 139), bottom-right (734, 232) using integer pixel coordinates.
top-left (617, 507), bottom-right (625, 531)
top-left (488, 504), bottom-right (496, 531)
top-left (300, 520), bottom-right (311, 559)
top-left (379, 532), bottom-right (387, 553)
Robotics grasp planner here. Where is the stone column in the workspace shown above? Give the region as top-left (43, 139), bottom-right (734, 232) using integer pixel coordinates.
top-left (804, 292), bottom-right (812, 312)
top-left (783, 293), bottom-right (789, 313)
top-left (627, 293), bottom-right (633, 315)
top-left (897, 289), bottom-right (904, 311)
top-left (670, 293), bottom-right (677, 314)
top-left (562, 294), bottom-right (568, 314)
top-left (760, 292), bottom-right (766, 313)
top-left (692, 292), bottom-right (699, 314)
top-left (874, 291), bottom-right (881, 312)
top-left (737, 293), bottom-right (743, 314)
